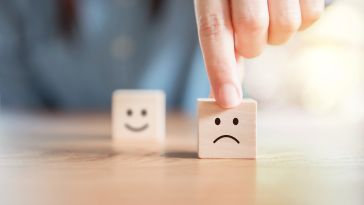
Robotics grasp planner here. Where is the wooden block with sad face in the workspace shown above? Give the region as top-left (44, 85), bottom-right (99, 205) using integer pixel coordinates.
top-left (198, 98), bottom-right (257, 159)
top-left (112, 90), bottom-right (165, 148)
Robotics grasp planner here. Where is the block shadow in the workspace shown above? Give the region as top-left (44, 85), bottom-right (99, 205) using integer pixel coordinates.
top-left (163, 151), bottom-right (198, 159)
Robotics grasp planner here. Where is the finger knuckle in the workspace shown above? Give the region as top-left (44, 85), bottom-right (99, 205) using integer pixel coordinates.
top-left (276, 16), bottom-right (301, 33)
top-left (197, 13), bottom-right (225, 38)
top-left (236, 15), bottom-right (268, 34)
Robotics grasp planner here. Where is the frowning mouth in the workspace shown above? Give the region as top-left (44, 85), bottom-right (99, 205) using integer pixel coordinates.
top-left (124, 124), bottom-right (149, 132)
top-left (213, 135), bottom-right (240, 144)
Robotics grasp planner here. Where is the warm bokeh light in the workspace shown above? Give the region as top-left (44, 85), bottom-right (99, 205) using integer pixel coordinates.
top-left (298, 46), bottom-right (362, 114)
top-left (245, 0), bottom-right (364, 120)
top-left (299, 1), bottom-right (364, 118)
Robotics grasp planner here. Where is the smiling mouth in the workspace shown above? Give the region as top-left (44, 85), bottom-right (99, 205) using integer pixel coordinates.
top-left (213, 135), bottom-right (240, 144)
top-left (124, 124), bottom-right (149, 132)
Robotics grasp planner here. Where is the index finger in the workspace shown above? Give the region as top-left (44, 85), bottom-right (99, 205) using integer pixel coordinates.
top-left (194, 0), bottom-right (242, 108)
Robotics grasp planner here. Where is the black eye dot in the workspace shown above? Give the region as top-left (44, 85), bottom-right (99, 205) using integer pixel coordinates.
top-left (215, 117), bottom-right (221, 125)
top-left (233, 118), bottom-right (239, 125)
top-left (127, 109), bottom-right (132, 116)
top-left (141, 109), bottom-right (147, 116)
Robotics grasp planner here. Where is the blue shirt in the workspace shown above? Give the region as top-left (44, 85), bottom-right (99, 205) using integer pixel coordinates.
top-left (0, 0), bottom-right (209, 113)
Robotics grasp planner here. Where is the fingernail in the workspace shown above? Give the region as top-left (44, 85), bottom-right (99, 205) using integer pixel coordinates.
top-left (217, 83), bottom-right (242, 108)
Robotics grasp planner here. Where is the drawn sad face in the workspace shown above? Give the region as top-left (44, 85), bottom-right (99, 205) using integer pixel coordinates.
top-left (198, 99), bottom-right (256, 158)
top-left (212, 117), bottom-right (240, 144)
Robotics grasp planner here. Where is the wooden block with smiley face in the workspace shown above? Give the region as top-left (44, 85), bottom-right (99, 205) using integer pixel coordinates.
top-left (198, 98), bottom-right (257, 159)
top-left (112, 90), bottom-right (165, 148)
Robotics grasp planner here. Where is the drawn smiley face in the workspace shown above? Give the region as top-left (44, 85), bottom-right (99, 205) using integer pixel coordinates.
top-left (124, 108), bottom-right (149, 132)
top-left (112, 90), bottom-right (165, 144)
top-left (213, 117), bottom-right (240, 144)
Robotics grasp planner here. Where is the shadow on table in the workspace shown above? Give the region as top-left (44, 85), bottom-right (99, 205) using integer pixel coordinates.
top-left (163, 151), bottom-right (198, 159)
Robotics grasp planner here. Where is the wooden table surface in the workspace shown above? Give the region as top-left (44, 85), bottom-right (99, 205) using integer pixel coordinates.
top-left (0, 111), bottom-right (363, 205)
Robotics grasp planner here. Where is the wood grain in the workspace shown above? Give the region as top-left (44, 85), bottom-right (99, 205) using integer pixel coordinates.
top-left (0, 112), bottom-right (363, 205)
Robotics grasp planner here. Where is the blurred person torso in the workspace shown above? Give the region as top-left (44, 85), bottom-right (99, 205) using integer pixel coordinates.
top-left (0, 0), bottom-right (208, 112)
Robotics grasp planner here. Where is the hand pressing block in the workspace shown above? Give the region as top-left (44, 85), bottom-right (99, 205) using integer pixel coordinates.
top-left (198, 98), bottom-right (257, 159)
top-left (112, 90), bottom-right (165, 149)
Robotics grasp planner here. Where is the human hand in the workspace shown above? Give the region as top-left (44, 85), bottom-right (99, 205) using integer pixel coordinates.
top-left (194, 0), bottom-right (325, 108)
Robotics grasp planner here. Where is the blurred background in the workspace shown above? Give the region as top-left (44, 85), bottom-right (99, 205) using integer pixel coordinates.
top-left (0, 0), bottom-right (208, 112)
top-left (245, 0), bottom-right (364, 121)
top-left (0, 0), bottom-right (363, 119)
top-left (0, 0), bottom-right (362, 114)
top-left (1, 0), bottom-right (363, 117)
